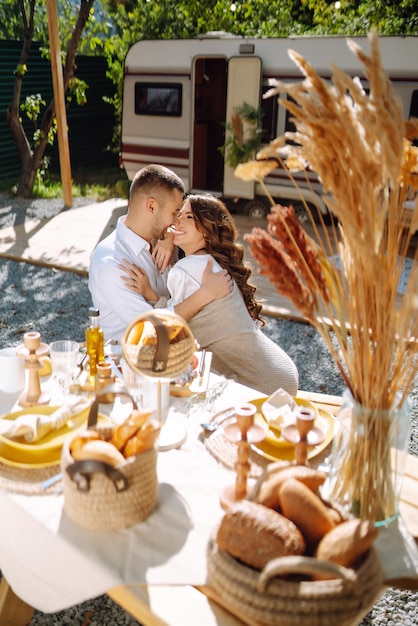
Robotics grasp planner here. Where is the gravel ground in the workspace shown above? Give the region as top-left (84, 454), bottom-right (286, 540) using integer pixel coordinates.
top-left (0, 194), bottom-right (417, 625)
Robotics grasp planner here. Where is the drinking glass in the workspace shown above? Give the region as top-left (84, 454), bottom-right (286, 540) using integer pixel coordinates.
top-left (49, 340), bottom-right (80, 397)
top-left (121, 357), bottom-right (142, 405)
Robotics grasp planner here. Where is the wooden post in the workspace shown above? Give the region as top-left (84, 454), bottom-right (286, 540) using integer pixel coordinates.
top-left (0, 577), bottom-right (34, 626)
top-left (45, 0), bottom-right (73, 207)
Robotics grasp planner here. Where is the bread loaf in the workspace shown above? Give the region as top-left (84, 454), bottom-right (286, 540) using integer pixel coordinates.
top-left (315, 518), bottom-right (378, 568)
top-left (216, 500), bottom-right (306, 570)
top-left (279, 478), bottom-right (336, 544)
top-left (257, 466), bottom-right (327, 510)
top-left (71, 439), bottom-right (125, 467)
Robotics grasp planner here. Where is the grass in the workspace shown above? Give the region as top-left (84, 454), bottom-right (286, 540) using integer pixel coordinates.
top-left (0, 165), bottom-right (131, 201)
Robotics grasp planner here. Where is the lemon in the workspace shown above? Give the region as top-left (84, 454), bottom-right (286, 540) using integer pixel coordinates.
top-left (39, 356), bottom-right (52, 376)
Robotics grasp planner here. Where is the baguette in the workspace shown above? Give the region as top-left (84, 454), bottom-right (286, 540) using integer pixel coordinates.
top-left (279, 478), bottom-right (336, 544)
top-left (123, 420), bottom-right (161, 457)
top-left (110, 409), bottom-right (152, 450)
top-left (216, 500), bottom-right (306, 570)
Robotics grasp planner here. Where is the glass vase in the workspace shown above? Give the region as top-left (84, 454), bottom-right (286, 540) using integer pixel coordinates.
top-left (322, 390), bottom-right (411, 526)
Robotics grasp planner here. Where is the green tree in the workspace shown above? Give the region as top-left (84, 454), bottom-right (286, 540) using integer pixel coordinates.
top-left (3, 0), bottom-right (415, 197)
top-left (301, 0), bottom-right (418, 35)
top-left (5, 0), bottom-right (111, 198)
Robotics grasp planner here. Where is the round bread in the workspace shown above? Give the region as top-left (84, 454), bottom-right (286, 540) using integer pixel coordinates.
top-left (216, 500), bottom-right (306, 570)
top-left (71, 439), bottom-right (125, 467)
top-left (315, 519), bottom-right (378, 568)
top-left (69, 430), bottom-right (101, 457)
top-left (279, 478), bottom-right (336, 544)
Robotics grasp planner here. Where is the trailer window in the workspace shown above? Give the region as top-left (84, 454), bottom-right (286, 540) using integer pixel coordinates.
top-left (260, 85), bottom-right (278, 142)
top-left (135, 82), bottom-right (182, 117)
top-left (410, 90), bottom-right (418, 119)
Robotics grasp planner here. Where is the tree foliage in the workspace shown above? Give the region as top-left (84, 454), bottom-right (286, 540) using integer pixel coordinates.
top-left (5, 0), bottom-right (105, 198)
top-left (1, 0), bottom-right (416, 197)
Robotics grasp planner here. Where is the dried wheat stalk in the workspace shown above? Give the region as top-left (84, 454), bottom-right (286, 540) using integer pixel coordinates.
top-left (237, 31), bottom-right (418, 522)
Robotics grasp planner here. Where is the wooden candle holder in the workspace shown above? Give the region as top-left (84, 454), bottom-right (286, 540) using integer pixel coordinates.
top-left (16, 331), bottom-right (51, 407)
top-left (282, 406), bottom-right (325, 465)
top-left (220, 403), bottom-right (265, 509)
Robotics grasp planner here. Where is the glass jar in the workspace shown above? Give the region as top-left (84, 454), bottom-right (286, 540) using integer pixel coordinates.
top-left (322, 390), bottom-right (411, 526)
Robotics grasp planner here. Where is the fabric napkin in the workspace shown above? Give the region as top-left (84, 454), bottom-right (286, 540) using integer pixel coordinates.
top-left (0, 396), bottom-right (92, 443)
top-left (263, 388), bottom-right (296, 426)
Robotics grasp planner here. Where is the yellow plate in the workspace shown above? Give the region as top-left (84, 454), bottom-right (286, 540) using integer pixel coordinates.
top-left (0, 406), bottom-right (110, 466)
top-left (249, 398), bottom-right (335, 463)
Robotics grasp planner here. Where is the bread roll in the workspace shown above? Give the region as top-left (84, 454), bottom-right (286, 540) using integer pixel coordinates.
top-left (279, 478), bottom-right (336, 544)
top-left (110, 409), bottom-right (152, 450)
top-left (257, 466), bottom-right (327, 510)
top-left (71, 439), bottom-right (125, 467)
top-left (123, 420), bottom-right (161, 457)
top-left (315, 519), bottom-right (378, 568)
top-left (69, 430), bottom-right (101, 457)
top-left (216, 500), bottom-right (306, 570)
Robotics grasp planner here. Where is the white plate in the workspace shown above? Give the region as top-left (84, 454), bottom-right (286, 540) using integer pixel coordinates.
top-left (158, 418), bottom-right (187, 451)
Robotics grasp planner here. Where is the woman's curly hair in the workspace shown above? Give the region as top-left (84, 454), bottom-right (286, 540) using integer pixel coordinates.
top-left (186, 194), bottom-right (264, 325)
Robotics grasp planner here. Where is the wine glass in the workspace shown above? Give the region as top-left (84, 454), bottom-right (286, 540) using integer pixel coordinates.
top-left (49, 340), bottom-right (80, 399)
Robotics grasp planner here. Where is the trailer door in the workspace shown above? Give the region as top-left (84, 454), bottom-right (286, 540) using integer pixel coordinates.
top-left (223, 56), bottom-right (262, 199)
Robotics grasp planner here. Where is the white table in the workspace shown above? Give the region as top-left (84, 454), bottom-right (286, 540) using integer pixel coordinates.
top-left (0, 378), bottom-right (417, 626)
top-left (0, 374), bottom-right (262, 624)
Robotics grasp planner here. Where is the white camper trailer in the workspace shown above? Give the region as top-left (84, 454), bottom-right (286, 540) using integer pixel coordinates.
top-left (121, 33), bottom-right (418, 217)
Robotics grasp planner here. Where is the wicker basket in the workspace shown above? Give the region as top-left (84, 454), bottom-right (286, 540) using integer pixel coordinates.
top-left (207, 539), bottom-right (383, 626)
top-left (123, 311), bottom-right (196, 380)
top-left (207, 462), bottom-right (384, 626)
top-left (61, 385), bottom-right (158, 531)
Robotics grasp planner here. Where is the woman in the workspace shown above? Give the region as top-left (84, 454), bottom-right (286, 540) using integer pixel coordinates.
top-left (121, 194), bottom-right (298, 396)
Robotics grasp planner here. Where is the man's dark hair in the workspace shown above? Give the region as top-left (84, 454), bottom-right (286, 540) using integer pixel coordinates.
top-left (130, 164), bottom-right (185, 201)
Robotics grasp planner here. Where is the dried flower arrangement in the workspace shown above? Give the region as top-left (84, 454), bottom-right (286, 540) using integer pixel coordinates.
top-left (237, 32), bottom-right (418, 523)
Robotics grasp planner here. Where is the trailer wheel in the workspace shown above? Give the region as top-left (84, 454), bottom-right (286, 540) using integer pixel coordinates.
top-left (291, 200), bottom-right (334, 225)
top-left (243, 197), bottom-right (270, 219)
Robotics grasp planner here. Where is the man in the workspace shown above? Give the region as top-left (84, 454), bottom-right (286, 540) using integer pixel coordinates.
top-left (89, 164), bottom-right (232, 340)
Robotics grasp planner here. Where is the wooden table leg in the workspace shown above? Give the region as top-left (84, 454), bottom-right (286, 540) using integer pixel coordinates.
top-left (0, 576), bottom-right (34, 626)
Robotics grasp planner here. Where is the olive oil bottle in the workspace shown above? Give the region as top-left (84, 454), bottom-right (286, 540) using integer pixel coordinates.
top-left (86, 307), bottom-right (104, 383)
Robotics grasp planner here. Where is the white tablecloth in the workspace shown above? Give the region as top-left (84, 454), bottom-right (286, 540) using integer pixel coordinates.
top-left (0, 376), bottom-right (257, 612)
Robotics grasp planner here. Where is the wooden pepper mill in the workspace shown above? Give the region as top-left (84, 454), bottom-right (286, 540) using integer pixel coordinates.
top-left (16, 331), bottom-right (51, 407)
top-left (220, 403), bottom-right (265, 509)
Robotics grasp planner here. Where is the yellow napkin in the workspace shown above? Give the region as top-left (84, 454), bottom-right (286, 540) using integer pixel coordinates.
top-left (0, 396), bottom-right (92, 443)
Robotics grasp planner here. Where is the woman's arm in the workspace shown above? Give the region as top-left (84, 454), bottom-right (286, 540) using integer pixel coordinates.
top-left (119, 257), bottom-right (232, 320)
top-left (119, 260), bottom-right (158, 302)
top-left (152, 229), bottom-right (175, 273)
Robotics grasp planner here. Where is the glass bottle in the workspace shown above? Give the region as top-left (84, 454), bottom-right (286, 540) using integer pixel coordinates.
top-left (86, 307), bottom-right (104, 383)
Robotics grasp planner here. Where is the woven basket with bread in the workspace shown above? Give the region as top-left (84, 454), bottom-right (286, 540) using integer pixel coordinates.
top-left (123, 311), bottom-right (196, 380)
top-left (61, 385), bottom-right (160, 531)
top-left (207, 462), bottom-right (384, 626)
